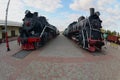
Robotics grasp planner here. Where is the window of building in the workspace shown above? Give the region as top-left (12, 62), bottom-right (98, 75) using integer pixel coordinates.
top-left (2, 27), bottom-right (5, 30)
top-left (11, 30), bottom-right (15, 37)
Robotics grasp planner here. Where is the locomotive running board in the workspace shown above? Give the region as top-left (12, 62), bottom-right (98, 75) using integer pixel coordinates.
top-left (40, 25), bottom-right (55, 38)
top-left (40, 26), bottom-right (47, 38)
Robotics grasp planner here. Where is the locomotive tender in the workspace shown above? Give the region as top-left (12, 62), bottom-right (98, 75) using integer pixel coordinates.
top-left (18, 10), bottom-right (59, 50)
top-left (63, 8), bottom-right (105, 52)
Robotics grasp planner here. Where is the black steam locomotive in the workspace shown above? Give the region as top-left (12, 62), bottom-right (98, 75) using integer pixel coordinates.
top-left (18, 10), bottom-right (59, 50)
top-left (63, 8), bottom-right (104, 52)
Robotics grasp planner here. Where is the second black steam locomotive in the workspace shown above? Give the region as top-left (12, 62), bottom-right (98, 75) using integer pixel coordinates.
top-left (63, 8), bottom-right (104, 52)
top-left (18, 10), bottom-right (59, 50)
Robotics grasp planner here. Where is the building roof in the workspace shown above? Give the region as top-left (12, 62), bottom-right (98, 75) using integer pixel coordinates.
top-left (0, 20), bottom-right (22, 27)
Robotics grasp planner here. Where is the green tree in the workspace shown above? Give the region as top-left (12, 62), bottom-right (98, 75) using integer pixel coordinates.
top-left (106, 30), bottom-right (112, 35)
top-left (111, 31), bottom-right (117, 36)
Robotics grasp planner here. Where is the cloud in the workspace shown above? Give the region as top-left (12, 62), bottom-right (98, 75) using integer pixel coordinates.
top-left (49, 12), bottom-right (80, 31)
top-left (70, 0), bottom-right (95, 11)
top-left (69, 0), bottom-right (116, 11)
top-left (22, 0), bottom-right (63, 12)
top-left (0, 0), bottom-right (25, 22)
top-left (0, 0), bottom-right (63, 22)
top-left (69, 0), bottom-right (120, 32)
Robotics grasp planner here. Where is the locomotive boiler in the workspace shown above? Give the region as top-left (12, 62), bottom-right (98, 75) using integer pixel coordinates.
top-left (18, 10), bottom-right (59, 50)
top-left (63, 8), bottom-right (105, 52)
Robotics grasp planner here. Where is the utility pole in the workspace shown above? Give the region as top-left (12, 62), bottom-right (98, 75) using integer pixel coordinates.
top-left (5, 0), bottom-right (11, 51)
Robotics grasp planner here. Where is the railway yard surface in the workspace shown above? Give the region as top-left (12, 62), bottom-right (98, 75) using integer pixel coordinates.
top-left (1, 34), bottom-right (120, 80)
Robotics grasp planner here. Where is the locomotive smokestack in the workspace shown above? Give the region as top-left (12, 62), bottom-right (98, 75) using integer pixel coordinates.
top-left (90, 8), bottom-right (95, 16)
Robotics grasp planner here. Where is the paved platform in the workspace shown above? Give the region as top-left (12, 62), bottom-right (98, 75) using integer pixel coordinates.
top-left (39, 35), bottom-right (84, 57)
top-left (0, 40), bottom-right (20, 58)
top-left (0, 35), bottom-right (120, 80)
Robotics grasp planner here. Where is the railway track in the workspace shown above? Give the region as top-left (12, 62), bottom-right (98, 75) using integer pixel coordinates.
top-left (12, 50), bottom-right (32, 59)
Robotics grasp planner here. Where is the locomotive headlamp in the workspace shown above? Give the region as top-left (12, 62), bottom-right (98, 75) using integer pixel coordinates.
top-left (31, 31), bottom-right (35, 34)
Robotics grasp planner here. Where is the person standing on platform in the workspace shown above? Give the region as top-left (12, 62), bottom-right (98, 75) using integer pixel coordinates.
top-left (103, 32), bottom-right (108, 48)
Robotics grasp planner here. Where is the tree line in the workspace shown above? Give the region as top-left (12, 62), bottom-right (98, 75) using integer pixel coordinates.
top-left (101, 29), bottom-right (120, 37)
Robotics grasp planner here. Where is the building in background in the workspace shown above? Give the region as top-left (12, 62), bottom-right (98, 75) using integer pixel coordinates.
top-left (0, 20), bottom-right (22, 43)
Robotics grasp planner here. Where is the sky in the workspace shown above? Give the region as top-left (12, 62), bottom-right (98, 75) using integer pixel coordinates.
top-left (0, 0), bottom-right (120, 32)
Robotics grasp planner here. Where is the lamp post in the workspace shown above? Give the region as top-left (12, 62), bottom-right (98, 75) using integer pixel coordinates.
top-left (5, 0), bottom-right (11, 51)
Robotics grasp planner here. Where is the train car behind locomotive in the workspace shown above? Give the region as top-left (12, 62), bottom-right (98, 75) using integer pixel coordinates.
top-left (18, 10), bottom-right (59, 50)
top-left (63, 8), bottom-right (105, 52)
top-left (107, 35), bottom-right (120, 44)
